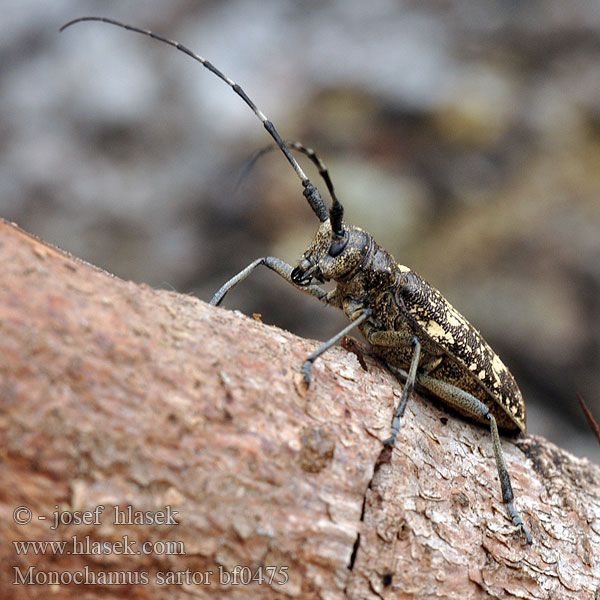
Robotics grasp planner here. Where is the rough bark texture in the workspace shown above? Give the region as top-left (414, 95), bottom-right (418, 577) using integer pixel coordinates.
top-left (1, 218), bottom-right (599, 600)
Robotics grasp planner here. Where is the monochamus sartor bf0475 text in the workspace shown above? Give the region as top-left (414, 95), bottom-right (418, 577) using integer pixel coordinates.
top-left (60, 15), bottom-right (533, 545)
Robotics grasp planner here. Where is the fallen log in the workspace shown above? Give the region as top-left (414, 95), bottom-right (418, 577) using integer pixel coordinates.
top-left (1, 219), bottom-right (599, 599)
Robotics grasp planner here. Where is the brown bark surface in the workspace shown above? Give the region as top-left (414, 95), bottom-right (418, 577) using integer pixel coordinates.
top-left (1, 218), bottom-right (599, 599)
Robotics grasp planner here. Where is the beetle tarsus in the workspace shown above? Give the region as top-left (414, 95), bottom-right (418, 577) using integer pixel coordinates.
top-left (301, 359), bottom-right (314, 386)
top-left (508, 501), bottom-right (533, 544)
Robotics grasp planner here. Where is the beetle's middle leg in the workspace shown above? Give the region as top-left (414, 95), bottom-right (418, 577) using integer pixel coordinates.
top-left (367, 334), bottom-right (422, 448)
top-left (417, 374), bottom-right (532, 544)
top-left (366, 330), bottom-right (424, 447)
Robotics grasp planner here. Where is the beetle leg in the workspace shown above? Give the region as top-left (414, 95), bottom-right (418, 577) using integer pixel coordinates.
top-left (301, 309), bottom-right (372, 385)
top-left (367, 330), bottom-right (416, 347)
top-left (383, 336), bottom-right (421, 448)
top-left (210, 257), bottom-right (329, 306)
top-left (416, 374), bottom-right (532, 544)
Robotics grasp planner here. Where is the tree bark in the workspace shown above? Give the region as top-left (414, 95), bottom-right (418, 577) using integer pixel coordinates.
top-left (1, 218), bottom-right (599, 599)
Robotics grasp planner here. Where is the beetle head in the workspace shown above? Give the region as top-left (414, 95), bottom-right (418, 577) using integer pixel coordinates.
top-left (291, 173), bottom-right (370, 285)
top-left (291, 220), bottom-right (370, 286)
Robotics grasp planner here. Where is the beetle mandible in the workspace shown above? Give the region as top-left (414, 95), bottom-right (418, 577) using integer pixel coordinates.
top-left (61, 16), bottom-right (532, 544)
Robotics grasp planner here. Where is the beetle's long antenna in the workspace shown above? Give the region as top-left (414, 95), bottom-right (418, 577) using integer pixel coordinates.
top-left (329, 198), bottom-right (344, 237)
top-left (60, 16), bottom-right (330, 223)
top-left (237, 141), bottom-right (340, 207)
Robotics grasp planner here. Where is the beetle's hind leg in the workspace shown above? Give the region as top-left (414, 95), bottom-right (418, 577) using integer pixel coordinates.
top-left (416, 374), bottom-right (532, 544)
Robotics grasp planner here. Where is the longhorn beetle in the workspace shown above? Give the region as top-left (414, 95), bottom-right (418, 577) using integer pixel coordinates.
top-left (61, 16), bottom-right (532, 544)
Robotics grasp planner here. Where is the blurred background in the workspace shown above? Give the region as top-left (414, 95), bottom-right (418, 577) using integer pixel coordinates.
top-left (1, 0), bottom-right (599, 458)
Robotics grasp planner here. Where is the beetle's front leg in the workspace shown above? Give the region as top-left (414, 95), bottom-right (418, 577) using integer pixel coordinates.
top-left (210, 257), bottom-right (329, 306)
top-left (301, 309), bottom-right (371, 385)
top-left (417, 374), bottom-right (532, 544)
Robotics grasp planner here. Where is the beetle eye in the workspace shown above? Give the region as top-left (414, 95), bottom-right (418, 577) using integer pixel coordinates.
top-left (328, 232), bottom-right (348, 257)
